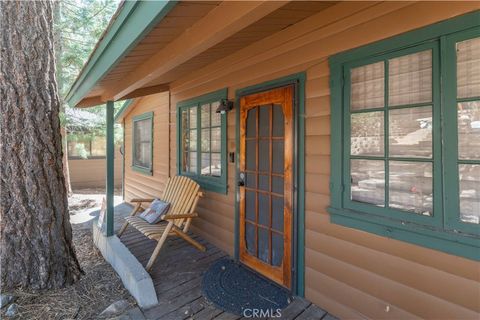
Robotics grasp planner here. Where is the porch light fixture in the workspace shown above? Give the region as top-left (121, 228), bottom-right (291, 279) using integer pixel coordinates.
top-left (216, 99), bottom-right (233, 114)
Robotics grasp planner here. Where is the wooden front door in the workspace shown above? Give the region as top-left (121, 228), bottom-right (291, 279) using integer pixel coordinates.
top-left (239, 86), bottom-right (293, 289)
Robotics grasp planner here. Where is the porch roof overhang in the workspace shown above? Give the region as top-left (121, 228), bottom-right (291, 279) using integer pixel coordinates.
top-left (65, 0), bottom-right (177, 108)
top-left (66, 1), bottom-right (338, 108)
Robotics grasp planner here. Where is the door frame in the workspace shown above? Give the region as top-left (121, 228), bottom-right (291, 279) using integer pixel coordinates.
top-left (234, 72), bottom-right (306, 296)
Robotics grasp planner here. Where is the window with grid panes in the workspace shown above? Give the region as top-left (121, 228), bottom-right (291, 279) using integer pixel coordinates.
top-left (132, 112), bottom-right (153, 174)
top-left (329, 15), bottom-right (480, 260)
top-left (178, 89), bottom-right (227, 193)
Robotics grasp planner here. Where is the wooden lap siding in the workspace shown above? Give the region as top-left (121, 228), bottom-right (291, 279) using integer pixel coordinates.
top-left (69, 153), bottom-right (122, 189)
top-left (122, 2), bottom-right (480, 319)
top-left (124, 92), bottom-right (170, 201)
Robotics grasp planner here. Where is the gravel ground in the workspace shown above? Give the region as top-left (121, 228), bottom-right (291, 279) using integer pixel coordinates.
top-left (1, 191), bottom-right (136, 320)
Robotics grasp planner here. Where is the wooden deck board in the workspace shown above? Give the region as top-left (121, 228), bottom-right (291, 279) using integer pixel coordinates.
top-left (119, 227), bottom-right (337, 320)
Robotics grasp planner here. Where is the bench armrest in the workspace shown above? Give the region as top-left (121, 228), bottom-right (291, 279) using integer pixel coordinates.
top-left (162, 213), bottom-right (198, 220)
top-left (130, 198), bottom-right (155, 203)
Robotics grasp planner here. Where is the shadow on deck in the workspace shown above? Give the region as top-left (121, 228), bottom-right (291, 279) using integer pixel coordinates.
top-left (116, 205), bottom-right (337, 320)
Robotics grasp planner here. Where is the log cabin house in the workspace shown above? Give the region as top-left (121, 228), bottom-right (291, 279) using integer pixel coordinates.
top-left (66, 1), bottom-right (480, 318)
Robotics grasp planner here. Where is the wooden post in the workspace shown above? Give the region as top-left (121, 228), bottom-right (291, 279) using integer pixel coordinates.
top-left (106, 100), bottom-right (115, 236)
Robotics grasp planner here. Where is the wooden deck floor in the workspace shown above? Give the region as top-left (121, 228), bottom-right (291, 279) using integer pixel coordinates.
top-left (119, 226), bottom-right (337, 320)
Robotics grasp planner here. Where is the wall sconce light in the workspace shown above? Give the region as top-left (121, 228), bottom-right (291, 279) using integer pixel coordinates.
top-left (216, 99), bottom-right (234, 114)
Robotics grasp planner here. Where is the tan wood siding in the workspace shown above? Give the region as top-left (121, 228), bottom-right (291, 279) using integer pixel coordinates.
top-left (123, 2), bottom-right (480, 319)
top-left (69, 152), bottom-right (122, 189)
top-left (124, 92), bottom-right (170, 201)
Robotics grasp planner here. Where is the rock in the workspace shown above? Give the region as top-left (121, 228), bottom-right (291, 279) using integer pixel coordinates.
top-left (5, 303), bottom-right (18, 317)
top-left (99, 300), bottom-right (131, 318)
top-left (0, 294), bottom-right (15, 309)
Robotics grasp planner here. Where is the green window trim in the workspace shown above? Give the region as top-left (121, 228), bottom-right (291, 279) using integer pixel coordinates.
top-left (329, 11), bottom-right (480, 261)
top-left (132, 111), bottom-right (154, 176)
top-left (176, 88), bottom-right (228, 194)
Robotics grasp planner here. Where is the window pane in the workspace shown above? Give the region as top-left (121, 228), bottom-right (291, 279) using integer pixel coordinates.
top-left (351, 159), bottom-right (385, 206)
top-left (201, 128), bottom-right (210, 152)
top-left (259, 105), bottom-right (270, 137)
top-left (272, 140), bottom-right (284, 174)
top-left (389, 106), bottom-right (432, 158)
top-left (246, 140), bottom-right (256, 171)
top-left (211, 102), bottom-right (221, 126)
top-left (211, 153), bottom-right (221, 177)
top-left (351, 61), bottom-right (385, 110)
top-left (458, 101), bottom-right (480, 160)
top-left (188, 151), bottom-right (197, 173)
top-left (245, 222), bottom-right (255, 255)
top-left (189, 107), bottom-right (197, 129)
top-left (133, 118), bottom-right (152, 168)
top-left (272, 104), bottom-right (284, 137)
top-left (351, 111), bottom-right (384, 156)
top-left (246, 172), bottom-right (256, 189)
top-left (181, 110), bottom-right (189, 171)
top-left (459, 164), bottom-right (480, 224)
top-left (246, 191), bottom-right (256, 222)
top-left (258, 174), bottom-right (269, 191)
top-left (182, 110), bottom-right (188, 128)
top-left (271, 195), bottom-right (284, 232)
top-left (189, 130), bottom-right (197, 151)
top-left (259, 140), bottom-right (270, 172)
top-left (258, 227), bottom-right (269, 263)
top-left (135, 142), bottom-right (151, 168)
top-left (389, 50), bottom-right (432, 106)
top-left (211, 127), bottom-right (221, 152)
top-left (389, 161), bottom-right (432, 216)
top-left (457, 37), bottom-right (480, 99)
top-left (272, 233), bottom-right (283, 267)
top-left (246, 108), bottom-right (257, 138)
top-left (201, 153), bottom-right (210, 176)
top-left (201, 104), bottom-right (210, 128)
top-left (258, 193), bottom-right (269, 227)
top-left (272, 176), bottom-right (284, 195)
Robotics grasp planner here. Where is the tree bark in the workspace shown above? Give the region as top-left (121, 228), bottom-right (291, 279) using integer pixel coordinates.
top-left (53, 0), bottom-right (73, 195)
top-left (0, 0), bottom-right (82, 289)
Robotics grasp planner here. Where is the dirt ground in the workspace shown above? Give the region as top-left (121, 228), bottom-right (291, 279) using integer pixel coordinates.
top-left (1, 191), bottom-right (135, 320)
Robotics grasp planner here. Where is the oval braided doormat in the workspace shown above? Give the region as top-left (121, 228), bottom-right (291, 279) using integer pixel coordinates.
top-left (201, 258), bottom-right (291, 316)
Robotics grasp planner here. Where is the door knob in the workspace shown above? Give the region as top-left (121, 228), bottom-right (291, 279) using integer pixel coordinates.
top-left (238, 172), bottom-right (245, 186)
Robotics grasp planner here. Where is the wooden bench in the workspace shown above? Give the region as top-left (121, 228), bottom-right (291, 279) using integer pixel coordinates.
top-left (118, 176), bottom-right (206, 271)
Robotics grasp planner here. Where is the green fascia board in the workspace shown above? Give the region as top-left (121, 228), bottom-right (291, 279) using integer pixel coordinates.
top-left (66, 1), bottom-right (177, 106)
top-left (115, 99), bottom-right (134, 122)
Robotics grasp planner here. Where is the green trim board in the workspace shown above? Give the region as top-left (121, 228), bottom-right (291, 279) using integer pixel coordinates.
top-left (66, 1), bottom-right (177, 107)
top-left (115, 99), bottom-right (134, 122)
top-left (443, 27), bottom-right (480, 236)
top-left (329, 12), bottom-right (480, 261)
top-left (234, 72), bottom-right (306, 297)
top-left (176, 88), bottom-right (228, 194)
top-left (132, 112), bottom-right (154, 176)
top-left (105, 101), bottom-right (115, 237)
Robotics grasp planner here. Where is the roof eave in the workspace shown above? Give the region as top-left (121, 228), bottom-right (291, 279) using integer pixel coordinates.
top-left (65, 0), bottom-right (177, 107)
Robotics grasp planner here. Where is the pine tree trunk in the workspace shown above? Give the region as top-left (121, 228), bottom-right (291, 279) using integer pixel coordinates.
top-left (0, 0), bottom-right (82, 289)
top-left (53, 0), bottom-right (73, 195)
